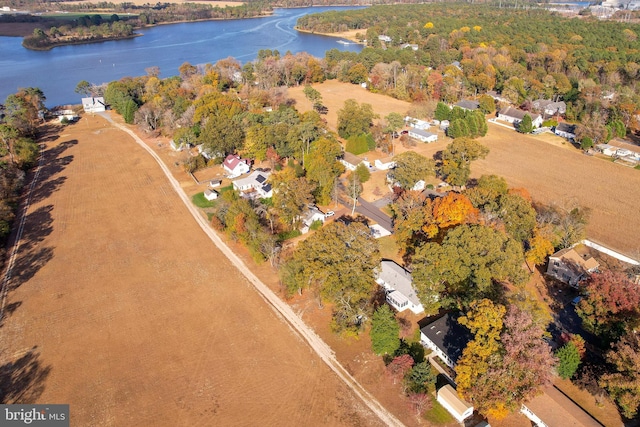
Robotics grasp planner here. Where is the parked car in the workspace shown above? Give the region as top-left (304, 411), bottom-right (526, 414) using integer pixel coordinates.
top-left (324, 210), bottom-right (335, 217)
top-left (571, 296), bottom-right (582, 307)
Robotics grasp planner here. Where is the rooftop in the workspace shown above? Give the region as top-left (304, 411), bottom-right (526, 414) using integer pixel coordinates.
top-left (420, 313), bottom-right (473, 366)
top-left (377, 260), bottom-right (422, 309)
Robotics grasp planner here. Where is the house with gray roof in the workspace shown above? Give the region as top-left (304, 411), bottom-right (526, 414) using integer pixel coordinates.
top-left (498, 106), bottom-right (543, 128)
top-left (554, 123), bottom-right (576, 140)
top-left (375, 260), bottom-right (424, 314)
top-left (232, 170), bottom-right (272, 198)
top-left (455, 100), bottom-right (480, 111)
top-left (408, 128), bottom-right (438, 143)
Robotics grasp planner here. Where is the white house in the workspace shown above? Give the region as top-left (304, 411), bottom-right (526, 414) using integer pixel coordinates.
top-left (374, 157), bottom-right (395, 170)
top-left (223, 154), bottom-right (251, 178)
top-left (498, 106), bottom-right (543, 128)
top-left (339, 152), bottom-right (363, 171)
top-left (170, 140), bottom-right (183, 151)
top-left (299, 207), bottom-right (326, 234)
top-left (378, 35), bottom-right (392, 42)
top-left (547, 247), bottom-right (599, 287)
top-left (437, 385), bottom-right (474, 423)
top-left (420, 313), bottom-right (473, 368)
top-left (232, 170), bottom-right (272, 198)
top-left (375, 260), bottom-right (424, 315)
top-left (554, 123), bottom-right (576, 140)
top-left (595, 144), bottom-right (620, 157)
top-left (203, 189), bottom-right (218, 201)
top-left (408, 128), bottom-right (438, 143)
top-left (82, 97), bottom-right (106, 113)
top-left (405, 116), bottom-right (431, 130)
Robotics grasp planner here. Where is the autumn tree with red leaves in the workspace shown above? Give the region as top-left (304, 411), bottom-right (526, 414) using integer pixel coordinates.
top-left (576, 270), bottom-right (640, 342)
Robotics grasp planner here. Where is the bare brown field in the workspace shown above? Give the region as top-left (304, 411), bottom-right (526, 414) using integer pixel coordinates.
top-left (287, 80), bottom-right (412, 133)
top-left (0, 115), bottom-right (386, 426)
top-left (288, 82), bottom-right (640, 259)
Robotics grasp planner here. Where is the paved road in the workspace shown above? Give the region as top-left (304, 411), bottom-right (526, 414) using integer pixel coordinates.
top-left (356, 197), bottom-right (393, 233)
top-left (105, 115), bottom-right (405, 427)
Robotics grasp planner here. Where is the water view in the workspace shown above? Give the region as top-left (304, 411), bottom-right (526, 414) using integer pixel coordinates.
top-left (0, 6), bottom-right (365, 107)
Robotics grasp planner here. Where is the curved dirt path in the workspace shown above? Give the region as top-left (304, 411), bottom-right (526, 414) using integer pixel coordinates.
top-left (102, 114), bottom-right (405, 427)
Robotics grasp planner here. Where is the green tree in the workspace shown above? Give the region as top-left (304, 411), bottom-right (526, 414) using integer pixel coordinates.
top-left (412, 225), bottom-right (527, 308)
top-left (345, 133), bottom-right (370, 155)
top-left (556, 342), bottom-right (581, 379)
top-left (282, 221), bottom-right (380, 331)
top-left (478, 94), bottom-right (495, 114)
top-left (384, 112), bottom-right (405, 139)
top-left (270, 167), bottom-right (316, 230)
top-left (370, 304), bottom-right (400, 355)
top-left (337, 99), bottom-right (377, 139)
top-left (434, 102), bottom-right (451, 121)
top-left (518, 114), bottom-right (534, 133)
top-left (74, 80), bottom-right (92, 96)
top-left (440, 138), bottom-right (489, 187)
top-left (194, 92), bottom-right (245, 156)
top-left (354, 163), bottom-right (371, 183)
top-left (580, 136), bottom-right (593, 151)
top-left (496, 193), bottom-right (537, 243)
top-left (388, 151), bottom-right (435, 190)
top-left (305, 137), bottom-right (344, 205)
top-left (404, 361), bottom-right (437, 394)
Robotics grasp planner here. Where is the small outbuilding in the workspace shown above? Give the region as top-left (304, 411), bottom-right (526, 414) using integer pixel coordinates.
top-left (204, 189), bottom-right (218, 201)
top-left (436, 385), bottom-right (474, 423)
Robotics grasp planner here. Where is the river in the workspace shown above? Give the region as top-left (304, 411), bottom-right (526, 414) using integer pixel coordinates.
top-left (0, 6), bottom-right (364, 107)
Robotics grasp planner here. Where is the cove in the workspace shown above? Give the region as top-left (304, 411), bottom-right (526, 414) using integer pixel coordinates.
top-left (0, 6), bottom-right (365, 107)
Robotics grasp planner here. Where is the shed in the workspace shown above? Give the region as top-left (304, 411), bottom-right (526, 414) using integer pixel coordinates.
top-left (204, 189), bottom-right (218, 201)
top-left (436, 385), bottom-right (474, 423)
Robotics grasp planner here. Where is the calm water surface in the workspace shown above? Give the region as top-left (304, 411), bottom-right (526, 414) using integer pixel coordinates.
top-left (0, 7), bottom-right (364, 107)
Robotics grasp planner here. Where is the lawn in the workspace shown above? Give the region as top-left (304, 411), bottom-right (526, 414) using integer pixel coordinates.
top-left (191, 192), bottom-right (216, 208)
top-left (423, 395), bottom-right (454, 425)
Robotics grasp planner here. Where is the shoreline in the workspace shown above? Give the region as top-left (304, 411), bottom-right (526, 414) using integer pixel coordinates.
top-left (294, 25), bottom-right (366, 44)
top-left (22, 33), bottom-right (142, 51)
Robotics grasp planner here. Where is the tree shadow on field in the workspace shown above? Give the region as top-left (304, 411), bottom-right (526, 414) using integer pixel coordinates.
top-left (0, 347), bottom-right (51, 404)
top-left (0, 301), bottom-right (22, 328)
top-left (6, 205), bottom-right (55, 292)
top-left (28, 139), bottom-right (77, 205)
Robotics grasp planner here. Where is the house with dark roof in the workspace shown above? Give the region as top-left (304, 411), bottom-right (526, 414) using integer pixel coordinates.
top-left (223, 154), bottom-right (251, 178)
top-left (498, 106), bottom-right (543, 128)
top-left (232, 170), bottom-right (272, 198)
top-left (555, 123), bottom-right (576, 140)
top-left (375, 260), bottom-right (424, 314)
top-left (455, 100), bottom-right (480, 111)
top-left (420, 313), bottom-right (473, 368)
